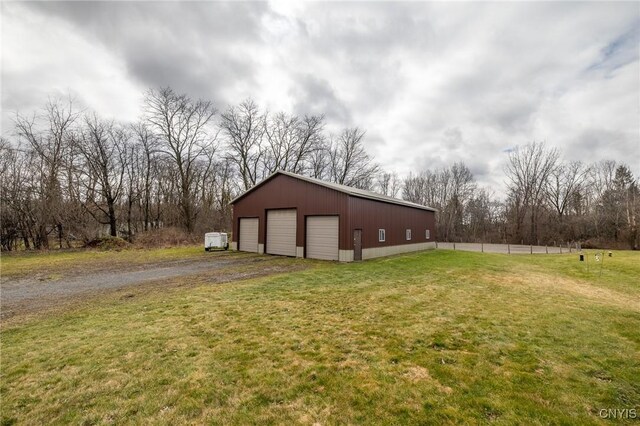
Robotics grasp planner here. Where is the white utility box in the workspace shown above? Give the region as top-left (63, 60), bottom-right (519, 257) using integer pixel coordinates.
top-left (204, 232), bottom-right (229, 251)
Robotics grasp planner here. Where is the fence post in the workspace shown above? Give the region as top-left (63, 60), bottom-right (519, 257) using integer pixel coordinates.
top-left (560, 244), bottom-right (563, 254)
top-left (453, 242), bottom-right (456, 250)
top-left (530, 244), bottom-right (533, 254)
top-left (545, 245), bottom-right (548, 254)
top-left (508, 243), bottom-right (510, 255)
top-left (435, 241), bottom-right (438, 249)
top-left (568, 242), bottom-right (572, 253)
top-left (481, 242), bottom-right (484, 253)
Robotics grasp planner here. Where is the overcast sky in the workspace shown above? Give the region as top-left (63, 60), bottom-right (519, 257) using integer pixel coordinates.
top-left (2, 1), bottom-right (639, 193)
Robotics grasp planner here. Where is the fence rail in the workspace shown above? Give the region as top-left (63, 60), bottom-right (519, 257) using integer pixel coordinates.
top-left (435, 242), bottom-right (576, 254)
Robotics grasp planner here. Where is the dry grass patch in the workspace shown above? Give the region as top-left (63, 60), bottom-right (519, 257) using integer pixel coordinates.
top-left (482, 268), bottom-right (639, 311)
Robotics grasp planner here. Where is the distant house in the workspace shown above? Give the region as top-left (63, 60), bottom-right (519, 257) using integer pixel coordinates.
top-left (230, 171), bottom-right (436, 261)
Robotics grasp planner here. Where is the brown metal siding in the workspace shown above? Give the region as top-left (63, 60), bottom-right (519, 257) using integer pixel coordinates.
top-left (347, 196), bottom-right (436, 249)
top-left (232, 174), bottom-right (351, 249)
top-left (232, 173), bottom-right (436, 252)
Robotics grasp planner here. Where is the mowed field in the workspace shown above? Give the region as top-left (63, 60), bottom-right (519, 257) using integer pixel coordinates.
top-left (1, 248), bottom-right (639, 425)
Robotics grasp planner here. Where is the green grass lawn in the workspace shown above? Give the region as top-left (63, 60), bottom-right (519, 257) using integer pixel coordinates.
top-left (1, 249), bottom-right (639, 424)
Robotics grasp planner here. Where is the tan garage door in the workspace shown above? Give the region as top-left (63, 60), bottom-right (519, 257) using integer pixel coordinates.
top-left (306, 216), bottom-right (339, 260)
top-left (239, 218), bottom-right (259, 252)
top-left (266, 209), bottom-right (297, 256)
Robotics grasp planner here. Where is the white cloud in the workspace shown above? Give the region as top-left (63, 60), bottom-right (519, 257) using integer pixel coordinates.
top-left (1, 2), bottom-right (143, 133)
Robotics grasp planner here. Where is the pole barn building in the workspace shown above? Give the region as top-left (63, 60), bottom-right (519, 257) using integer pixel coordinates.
top-left (230, 170), bottom-right (436, 261)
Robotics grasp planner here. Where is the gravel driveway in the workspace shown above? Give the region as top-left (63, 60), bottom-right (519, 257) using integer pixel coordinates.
top-left (1, 254), bottom-right (303, 320)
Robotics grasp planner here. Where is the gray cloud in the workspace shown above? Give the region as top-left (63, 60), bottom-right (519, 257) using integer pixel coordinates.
top-left (20, 1), bottom-right (267, 102)
top-left (2, 1), bottom-right (638, 194)
top-left (290, 73), bottom-right (352, 124)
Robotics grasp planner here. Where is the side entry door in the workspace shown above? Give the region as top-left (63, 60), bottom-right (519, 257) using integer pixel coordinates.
top-left (353, 229), bottom-right (362, 261)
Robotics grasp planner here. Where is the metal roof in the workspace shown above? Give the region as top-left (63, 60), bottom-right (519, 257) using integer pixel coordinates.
top-left (230, 170), bottom-right (437, 212)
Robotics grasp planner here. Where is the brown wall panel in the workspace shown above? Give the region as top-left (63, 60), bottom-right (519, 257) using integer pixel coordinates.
top-left (347, 196), bottom-right (436, 249)
top-left (232, 173), bottom-right (436, 252)
top-left (232, 174), bottom-right (350, 249)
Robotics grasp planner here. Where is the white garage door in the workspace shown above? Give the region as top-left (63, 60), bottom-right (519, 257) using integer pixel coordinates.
top-left (238, 218), bottom-right (259, 252)
top-left (306, 216), bottom-right (339, 260)
top-left (266, 209), bottom-right (297, 256)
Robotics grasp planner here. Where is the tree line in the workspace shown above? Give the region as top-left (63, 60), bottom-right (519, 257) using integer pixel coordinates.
top-left (403, 145), bottom-right (638, 249)
top-left (1, 88), bottom-right (637, 250)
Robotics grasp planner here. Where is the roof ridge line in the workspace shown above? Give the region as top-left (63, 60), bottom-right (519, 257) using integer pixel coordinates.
top-left (230, 170), bottom-right (437, 212)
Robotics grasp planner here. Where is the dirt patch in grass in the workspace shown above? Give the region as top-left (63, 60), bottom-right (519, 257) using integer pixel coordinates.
top-left (84, 236), bottom-right (131, 250)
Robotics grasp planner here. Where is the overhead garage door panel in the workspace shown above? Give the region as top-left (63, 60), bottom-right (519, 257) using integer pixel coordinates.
top-left (306, 216), bottom-right (339, 261)
top-left (266, 209), bottom-right (297, 256)
top-left (239, 218), bottom-right (259, 252)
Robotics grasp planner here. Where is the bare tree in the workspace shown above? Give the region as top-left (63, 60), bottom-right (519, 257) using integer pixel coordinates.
top-left (442, 162), bottom-right (476, 240)
top-left (599, 165), bottom-right (639, 247)
top-left (329, 128), bottom-right (379, 189)
top-left (546, 161), bottom-right (589, 221)
top-left (131, 121), bottom-right (159, 231)
top-left (403, 171), bottom-right (444, 209)
top-left (220, 99), bottom-right (265, 190)
top-left (0, 139), bottom-right (24, 250)
top-left (144, 87), bottom-right (218, 232)
top-left (14, 98), bottom-right (79, 248)
top-left (403, 172), bottom-right (427, 205)
top-left (75, 115), bottom-right (129, 237)
top-left (309, 141), bottom-right (331, 180)
top-left (465, 189), bottom-right (503, 242)
top-left (376, 171), bottom-right (401, 198)
top-left (8, 89), bottom-right (640, 251)
top-left (263, 113), bottom-right (325, 176)
top-left (61, 127), bottom-right (94, 245)
top-left (123, 140), bottom-right (142, 239)
top-left (590, 160), bottom-right (617, 199)
top-left (587, 160), bottom-right (618, 233)
top-left (404, 163), bottom-right (475, 241)
top-left (504, 142), bottom-right (559, 244)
